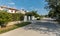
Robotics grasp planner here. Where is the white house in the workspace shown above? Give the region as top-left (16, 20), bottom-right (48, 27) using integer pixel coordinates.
top-left (16, 9), bottom-right (26, 14)
top-left (0, 6), bottom-right (26, 14)
top-left (0, 6), bottom-right (7, 10)
top-left (7, 8), bottom-right (19, 13)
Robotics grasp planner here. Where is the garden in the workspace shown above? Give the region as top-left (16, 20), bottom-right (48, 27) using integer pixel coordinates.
top-left (0, 11), bottom-right (31, 34)
top-left (0, 10), bottom-right (41, 34)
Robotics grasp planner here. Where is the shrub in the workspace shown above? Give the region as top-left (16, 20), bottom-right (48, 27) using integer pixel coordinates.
top-left (0, 12), bottom-right (12, 27)
top-left (0, 11), bottom-right (24, 27)
top-left (11, 13), bottom-right (24, 21)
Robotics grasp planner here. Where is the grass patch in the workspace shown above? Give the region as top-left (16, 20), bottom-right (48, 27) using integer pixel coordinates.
top-left (0, 22), bottom-right (31, 34)
top-left (15, 22), bottom-right (31, 27)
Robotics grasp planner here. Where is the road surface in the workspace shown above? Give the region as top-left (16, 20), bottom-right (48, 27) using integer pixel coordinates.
top-left (0, 18), bottom-right (60, 36)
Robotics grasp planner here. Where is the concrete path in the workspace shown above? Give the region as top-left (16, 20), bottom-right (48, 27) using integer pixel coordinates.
top-left (0, 18), bottom-right (60, 36)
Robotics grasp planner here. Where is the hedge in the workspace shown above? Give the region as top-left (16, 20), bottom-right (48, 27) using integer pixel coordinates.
top-left (0, 11), bottom-right (24, 27)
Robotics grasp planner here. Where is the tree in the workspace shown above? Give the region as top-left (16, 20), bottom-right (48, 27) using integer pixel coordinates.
top-left (31, 11), bottom-right (40, 17)
top-left (45, 0), bottom-right (60, 19)
top-left (25, 10), bottom-right (40, 18)
top-left (48, 10), bottom-right (56, 18)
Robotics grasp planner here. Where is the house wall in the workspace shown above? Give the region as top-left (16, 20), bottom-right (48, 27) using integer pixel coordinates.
top-left (12, 10), bottom-right (16, 13)
top-left (7, 10), bottom-right (16, 13)
top-left (0, 7), bottom-right (5, 10)
top-left (0, 6), bottom-right (26, 14)
top-left (20, 10), bottom-right (26, 14)
top-left (16, 10), bottom-right (26, 14)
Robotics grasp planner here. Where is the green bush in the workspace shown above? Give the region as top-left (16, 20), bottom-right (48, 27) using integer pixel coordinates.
top-left (0, 12), bottom-right (12, 27)
top-left (11, 13), bottom-right (24, 21)
top-left (0, 11), bottom-right (24, 27)
top-left (15, 22), bottom-right (31, 27)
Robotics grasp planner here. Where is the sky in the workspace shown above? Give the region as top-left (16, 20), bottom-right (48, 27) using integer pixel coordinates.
top-left (0, 0), bottom-right (48, 15)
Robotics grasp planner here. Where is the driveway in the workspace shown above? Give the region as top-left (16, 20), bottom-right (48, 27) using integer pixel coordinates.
top-left (0, 18), bottom-right (60, 36)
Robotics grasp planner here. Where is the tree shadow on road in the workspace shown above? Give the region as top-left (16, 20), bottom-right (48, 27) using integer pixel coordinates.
top-left (23, 20), bottom-right (60, 36)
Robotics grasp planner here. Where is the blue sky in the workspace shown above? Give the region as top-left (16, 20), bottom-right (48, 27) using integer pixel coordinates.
top-left (0, 0), bottom-right (48, 15)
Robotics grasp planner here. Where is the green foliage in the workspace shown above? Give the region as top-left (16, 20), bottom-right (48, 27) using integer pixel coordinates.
top-left (0, 12), bottom-right (12, 27)
top-left (48, 10), bottom-right (55, 17)
top-left (25, 10), bottom-right (40, 18)
top-left (19, 14), bottom-right (24, 21)
top-left (31, 11), bottom-right (40, 18)
top-left (0, 10), bottom-right (24, 27)
top-left (11, 13), bottom-right (24, 21)
top-left (45, 0), bottom-right (60, 19)
top-left (46, 0), bottom-right (60, 13)
top-left (15, 22), bottom-right (31, 27)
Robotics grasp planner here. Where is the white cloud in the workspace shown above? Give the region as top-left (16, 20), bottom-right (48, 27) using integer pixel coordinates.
top-left (9, 2), bottom-right (15, 5)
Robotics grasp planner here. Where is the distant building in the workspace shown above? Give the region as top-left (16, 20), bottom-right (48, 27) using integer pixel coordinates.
top-left (0, 6), bottom-right (26, 14)
top-left (0, 6), bottom-right (7, 10)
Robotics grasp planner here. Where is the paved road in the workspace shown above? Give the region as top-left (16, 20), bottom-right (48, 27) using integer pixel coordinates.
top-left (0, 18), bottom-right (60, 36)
